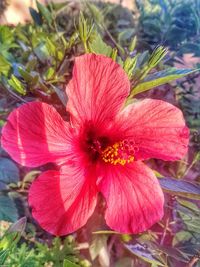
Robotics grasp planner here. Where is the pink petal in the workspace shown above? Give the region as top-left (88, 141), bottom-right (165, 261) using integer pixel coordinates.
top-left (66, 54), bottom-right (130, 126)
top-left (115, 99), bottom-right (189, 161)
top-left (29, 164), bottom-right (98, 235)
top-left (98, 162), bottom-right (164, 234)
top-left (1, 102), bottom-right (74, 167)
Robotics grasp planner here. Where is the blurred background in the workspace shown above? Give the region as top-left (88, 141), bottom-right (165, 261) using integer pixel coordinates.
top-left (0, 1), bottom-right (200, 266)
top-left (0, 0), bottom-right (134, 25)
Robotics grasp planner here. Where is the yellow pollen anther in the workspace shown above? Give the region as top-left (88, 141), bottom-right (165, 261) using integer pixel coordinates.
top-left (101, 140), bottom-right (135, 166)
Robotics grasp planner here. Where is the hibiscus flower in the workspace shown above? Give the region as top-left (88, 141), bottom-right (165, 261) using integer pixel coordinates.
top-left (1, 54), bottom-right (189, 236)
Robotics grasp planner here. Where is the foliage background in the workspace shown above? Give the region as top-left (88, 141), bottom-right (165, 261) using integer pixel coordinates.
top-left (0, 0), bottom-right (200, 266)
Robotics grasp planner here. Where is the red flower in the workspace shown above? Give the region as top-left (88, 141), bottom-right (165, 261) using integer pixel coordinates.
top-left (1, 54), bottom-right (189, 235)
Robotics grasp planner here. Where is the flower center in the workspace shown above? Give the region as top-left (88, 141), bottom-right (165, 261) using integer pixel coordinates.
top-left (84, 132), bottom-right (109, 162)
top-left (101, 140), bottom-right (135, 166)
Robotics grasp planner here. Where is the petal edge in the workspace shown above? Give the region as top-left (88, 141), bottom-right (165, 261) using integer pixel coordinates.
top-left (98, 162), bottom-right (164, 234)
top-left (66, 54), bottom-right (130, 126)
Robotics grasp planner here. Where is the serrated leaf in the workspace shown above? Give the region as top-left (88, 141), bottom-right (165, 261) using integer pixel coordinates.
top-left (0, 158), bottom-right (19, 184)
top-left (159, 178), bottom-right (200, 200)
top-left (0, 196), bottom-right (18, 222)
top-left (131, 68), bottom-right (196, 96)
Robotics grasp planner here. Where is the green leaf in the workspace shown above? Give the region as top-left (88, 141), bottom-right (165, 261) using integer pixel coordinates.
top-left (36, 0), bottom-right (53, 25)
top-left (63, 259), bottom-right (78, 267)
top-left (0, 217), bottom-right (26, 264)
top-left (51, 85), bottom-right (68, 106)
top-left (18, 68), bottom-right (39, 87)
top-left (125, 243), bottom-right (165, 266)
top-left (68, 32), bottom-right (79, 49)
top-left (172, 231), bottom-right (193, 247)
top-left (123, 56), bottom-right (138, 79)
top-left (136, 46), bottom-right (168, 82)
top-left (34, 43), bottom-right (49, 63)
top-left (0, 26), bottom-right (14, 46)
top-left (51, 1), bottom-right (68, 13)
top-left (111, 48), bottom-right (118, 61)
top-left (44, 67), bottom-right (54, 80)
top-left (78, 12), bottom-right (94, 52)
top-left (0, 55), bottom-right (11, 76)
top-left (129, 36), bottom-right (137, 52)
top-left (0, 249), bottom-right (9, 265)
top-left (148, 46), bottom-right (167, 67)
top-left (118, 29), bottom-right (135, 44)
top-left (46, 37), bottom-right (57, 57)
top-left (8, 75), bottom-right (26, 95)
top-left (88, 33), bottom-right (112, 56)
top-left (177, 205), bottom-right (200, 233)
top-left (131, 68), bottom-right (196, 96)
top-left (86, 2), bottom-right (104, 24)
top-left (26, 58), bottom-right (38, 72)
top-left (0, 196), bottom-right (18, 222)
top-left (29, 7), bottom-right (43, 26)
top-left (177, 199), bottom-right (199, 213)
top-left (159, 177), bottom-right (200, 200)
top-left (0, 158), bottom-right (19, 184)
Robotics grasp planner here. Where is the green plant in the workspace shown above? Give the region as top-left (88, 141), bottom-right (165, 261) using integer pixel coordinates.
top-left (0, 2), bottom-right (200, 267)
top-left (136, 0), bottom-right (200, 57)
